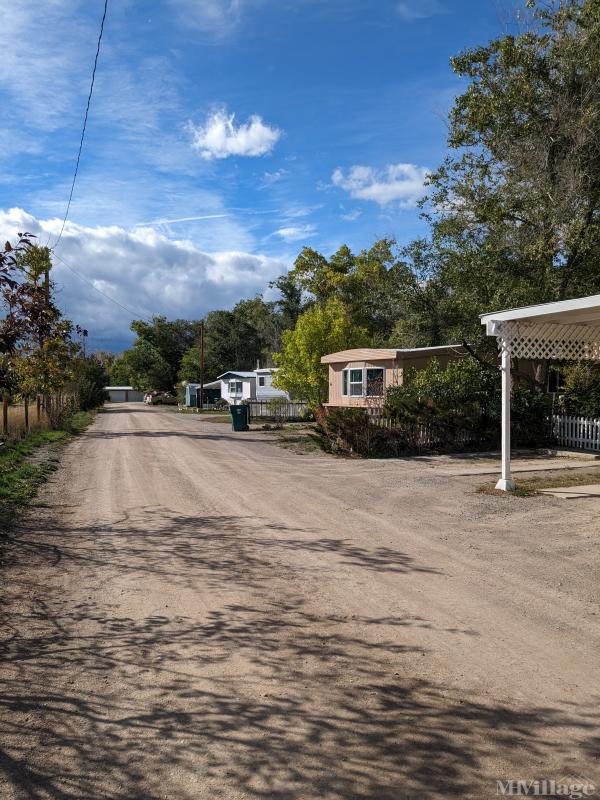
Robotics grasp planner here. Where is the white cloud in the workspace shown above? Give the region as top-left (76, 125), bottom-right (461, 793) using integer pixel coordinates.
top-left (331, 164), bottom-right (429, 207)
top-left (167, 0), bottom-right (243, 37)
top-left (275, 224), bottom-right (316, 242)
top-left (188, 108), bottom-right (281, 160)
top-left (340, 208), bottom-right (362, 221)
top-left (0, 208), bottom-right (286, 352)
top-left (396, 0), bottom-right (446, 21)
top-left (261, 168), bottom-right (289, 185)
top-left (0, 0), bottom-right (90, 155)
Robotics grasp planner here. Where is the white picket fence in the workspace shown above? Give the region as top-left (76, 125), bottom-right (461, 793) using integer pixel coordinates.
top-left (552, 414), bottom-right (600, 452)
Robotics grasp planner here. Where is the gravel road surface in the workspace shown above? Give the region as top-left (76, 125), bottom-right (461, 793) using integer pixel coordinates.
top-left (1, 404), bottom-right (599, 799)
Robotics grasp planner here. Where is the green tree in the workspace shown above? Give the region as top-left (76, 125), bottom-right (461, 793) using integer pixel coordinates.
top-left (129, 316), bottom-right (201, 387)
top-left (269, 273), bottom-right (305, 330)
top-left (409, 0), bottom-right (600, 346)
top-left (112, 340), bottom-right (172, 391)
top-left (178, 298), bottom-right (282, 384)
top-left (71, 355), bottom-right (110, 410)
top-left (561, 363), bottom-right (600, 416)
top-left (273, 297), bottom-right (368, 407)
top-left (5, 245), bottom-right (78, 402)
top-left (203, 308), bottom-right (262, 378)
top-left (281, 240), bottom-right (406, 342)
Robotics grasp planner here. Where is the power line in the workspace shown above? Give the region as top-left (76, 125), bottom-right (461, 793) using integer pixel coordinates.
top-left (52, 0), bottom-right (109, 251)
top-left (52, 251), bottom-right (154, 324)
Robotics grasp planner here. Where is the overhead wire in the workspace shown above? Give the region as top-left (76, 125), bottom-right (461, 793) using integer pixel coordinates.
top-left (48, 0), bottom-right (156, 331)
top-left (52, 251), bottom-right (154, 324)
top-left (52, 0), bottom-right (109, 251)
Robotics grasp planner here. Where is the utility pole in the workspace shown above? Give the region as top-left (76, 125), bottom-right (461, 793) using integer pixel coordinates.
top-left (199, 320), bottom-right (205, 412)
top-left (44, 263), bottom-right (50, 413)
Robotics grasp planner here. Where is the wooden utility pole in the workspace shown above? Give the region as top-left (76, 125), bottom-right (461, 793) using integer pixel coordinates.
top-left (199, 320), bottom-right (205, 412)
top-left (42, 264), bottom-right (50, 414)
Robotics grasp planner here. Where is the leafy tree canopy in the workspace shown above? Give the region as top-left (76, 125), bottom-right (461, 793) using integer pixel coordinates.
top-left (410, 0), bottom-right (600, 345)
top-left (273, 297), bottom-right (369, 407)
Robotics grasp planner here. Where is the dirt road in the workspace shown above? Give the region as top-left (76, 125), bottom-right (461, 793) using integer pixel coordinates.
top-left (1, 404), bottom-right (599, 799)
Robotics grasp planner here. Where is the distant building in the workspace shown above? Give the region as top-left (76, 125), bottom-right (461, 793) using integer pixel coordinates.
top-left (105, 386), bottom-right (145, 403)
top-left (184, 381), bottom-right (221, 408)
top-left (217, 371), bottom-right (257, 405)
top-left (255, 367), bottom-right (290, 402)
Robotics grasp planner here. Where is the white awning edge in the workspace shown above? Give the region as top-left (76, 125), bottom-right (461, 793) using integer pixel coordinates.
top-left (491, 321), bottom-right (600, 361)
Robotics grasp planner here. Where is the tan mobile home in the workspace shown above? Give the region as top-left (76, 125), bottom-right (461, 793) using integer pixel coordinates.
top-left (321, 346), bottom-right (464, 408)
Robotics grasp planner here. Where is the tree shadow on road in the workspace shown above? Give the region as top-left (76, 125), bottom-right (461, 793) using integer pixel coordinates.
top-left (7, 509), bottom-right (442, 593)
top-left (1, 511), bottom-right (599, 799)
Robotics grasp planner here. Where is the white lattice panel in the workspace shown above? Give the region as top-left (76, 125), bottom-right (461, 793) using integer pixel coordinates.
top-left (495, 321), bottom-right (600, 361)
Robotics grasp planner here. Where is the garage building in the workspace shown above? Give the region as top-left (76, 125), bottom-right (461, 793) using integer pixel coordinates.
top-left (105, 386), bottom-right (145, 403)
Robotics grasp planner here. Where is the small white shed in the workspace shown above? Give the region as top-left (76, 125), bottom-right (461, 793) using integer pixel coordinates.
top-left (105, 386), bottom-right (145, 403)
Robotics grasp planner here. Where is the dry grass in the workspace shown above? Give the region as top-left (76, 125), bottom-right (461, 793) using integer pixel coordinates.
top-left (479, 466), bottom-right (600, 497)
top-left (3, 403), bottom-right (51, 442)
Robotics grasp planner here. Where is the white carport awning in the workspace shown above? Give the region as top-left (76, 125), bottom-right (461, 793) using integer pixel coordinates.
top-left (481, 294), bottom-right (600, 490)
top-left (481, 294), bottom-right (600, 361)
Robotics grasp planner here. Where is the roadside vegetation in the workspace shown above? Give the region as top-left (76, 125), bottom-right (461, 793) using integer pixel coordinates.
top-left (1, 238), bottom-right (110, 441)
top-left (0, 410), bottom-right (95, 534)
top-left (0, 239), bottom-right (109, 532)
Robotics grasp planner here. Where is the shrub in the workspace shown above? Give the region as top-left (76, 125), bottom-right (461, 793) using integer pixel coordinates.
top-left (71, 356), bottom-right (110, 411)
top-left (512, 383), bottom-right (553, 447)
top-left (300, 406), bottom-right (315, 423)
top-left (267, 397), bottom-right (289, 426)
top-left (313, 407), bottom-right (393, 457)
top-left (151, 394), bottom-right (178, 406)
top-left (560, 364), bottom-right (600, 418)
top-left (383, 356), bottom-right (552, 451)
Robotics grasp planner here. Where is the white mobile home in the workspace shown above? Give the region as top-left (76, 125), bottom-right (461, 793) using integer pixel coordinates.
top-left (218, 371), bottom-right (256, 405)
top-left (255, 368), bottom-right (290, 401)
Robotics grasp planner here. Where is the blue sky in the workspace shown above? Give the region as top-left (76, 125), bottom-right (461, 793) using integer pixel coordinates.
top-left (0, 0), bottom-right (519, 351)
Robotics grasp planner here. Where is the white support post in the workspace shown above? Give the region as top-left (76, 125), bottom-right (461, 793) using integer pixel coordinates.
top-left (496, 340), bottom-right (515, 491)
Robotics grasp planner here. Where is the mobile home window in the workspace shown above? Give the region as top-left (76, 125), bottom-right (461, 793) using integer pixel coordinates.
top-left (229, 381), bottom-right (243, 394)
top-left (258, 376), bottom-right (266, 387)
top-left (366, 368), bottom-right (384, 396)
top-left (349, 369), bottom-right (364, 396)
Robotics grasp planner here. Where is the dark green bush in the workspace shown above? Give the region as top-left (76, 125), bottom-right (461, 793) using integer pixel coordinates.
top-left (151, 394), bottom-right (178, 406)
top-left (383, 357), bottom-right (552, 450)
top-left (72, 356), bottom-right (109, 411)
top-left (560, 364), bottom-right (600, 418)
top-left (313, 407), bottom-right (393, 457)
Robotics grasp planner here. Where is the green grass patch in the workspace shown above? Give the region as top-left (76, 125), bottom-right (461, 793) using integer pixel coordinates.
top-left (478, 466), bottom-right (600, 497)
top-left (0, 410), bottom-right (96, 531)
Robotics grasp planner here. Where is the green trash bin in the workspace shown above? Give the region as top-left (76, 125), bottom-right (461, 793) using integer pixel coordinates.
top-left (231, 404), bottom-right (249, 432)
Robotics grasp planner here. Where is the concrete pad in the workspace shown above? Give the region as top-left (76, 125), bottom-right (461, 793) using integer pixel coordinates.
top-left (539, 484), bottom-right (600, 499)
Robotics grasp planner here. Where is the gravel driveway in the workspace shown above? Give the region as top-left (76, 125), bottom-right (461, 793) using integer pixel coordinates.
top-left (1, 404), bottom-right (599, 799)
